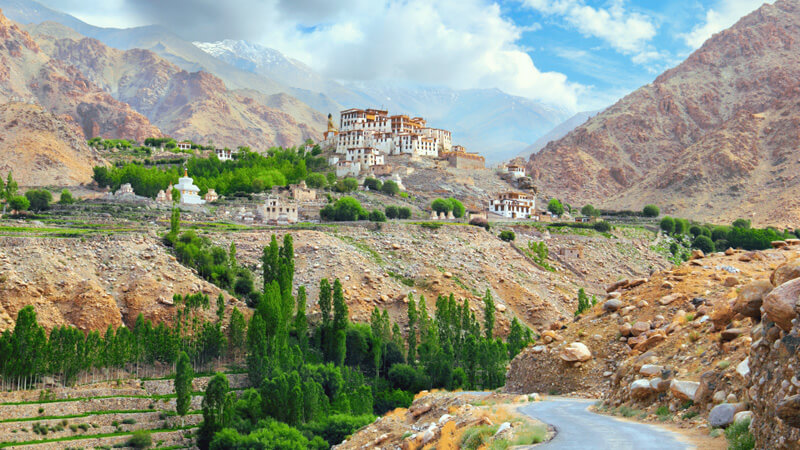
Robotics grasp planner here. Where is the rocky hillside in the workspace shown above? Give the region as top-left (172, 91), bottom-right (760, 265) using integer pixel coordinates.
top-left (0, 9), bottom-right (159, 141)
top-left (0, 232), bottom-right (246, 333)
top-left (28, 27), bottom-right (323, 149)
top-left (527, 0), bottom-right (800, 228)
top-left (0, 102), bottom-right (105, 186)
top-left (506, 238), bottom-right (800, 446)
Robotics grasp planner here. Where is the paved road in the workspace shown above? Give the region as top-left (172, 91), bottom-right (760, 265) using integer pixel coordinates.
top-left (519, 398), bottom-right (692, 449)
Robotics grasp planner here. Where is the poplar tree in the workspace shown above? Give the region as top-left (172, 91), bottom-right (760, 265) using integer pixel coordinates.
top-left (407, 294), bottom-right (417, 365)
top-left (294, 286), bottom-right (308, 355)
top-left (170, 207), bottom-right (180, 235)
top-left (261, 235), bottom-right (280, 291)
top-left (318, 278), bottom-right (332, 326)
top-left (483, 289), bottom-right (495, 340)
top-left (199, 373), bottom-right (233, 450)
top-left (278, 235), bottom-right (294, 294)
top-left (331, 279), bottom-right (348, 366)
top-left (175, 351), bottom-right (193, 426)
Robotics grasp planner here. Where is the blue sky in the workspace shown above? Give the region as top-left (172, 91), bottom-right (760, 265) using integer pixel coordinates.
top-left (38, 0), bottom-right (772, 111)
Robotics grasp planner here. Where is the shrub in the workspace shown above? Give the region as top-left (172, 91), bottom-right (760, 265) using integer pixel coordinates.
top-left (499, 230), bottom-right (515, 242)
top-left (363, 177), bottom-right (382, 191)
top-left (122, 418), bottom-right (137, 425)
top-left (732, 219), bottom-right (751, 229)
top-left (398, 207), bottom-right (412, 219)
top-left (448, 198), bottom-right (465, 218)
top-left (575, 288), bottom-right (593, 316)
top-left (369, 210), bottom-right (386, 222)
top-left (381, 180), bottom-right (400, 196)
top-left (593, 221), bottom-right (611, 232)
top-left (642, 204), bottom-right (660, 217)
top-left (660, 216), bottom-right (675, 234)
top-left (431, 198), bottom-right (452, 214)
top-left (655, 405), bottom-right (671, 421)
top-left (127, 430), bottom-right (152, 449)
top-left (420, 222), bottom-right (442, 230)
top-left (385, 205), bottom-right (399, 219)
top-left (689, 225), bottom-right (703, 237)
top-left (301, 414), bottom-right (375, 446)
top-left (469, 217), bottom-right (489, 230)
top-left (725, 418), bottom-right (754, 450)
top-left (58, 189), bottom-right (75, 205)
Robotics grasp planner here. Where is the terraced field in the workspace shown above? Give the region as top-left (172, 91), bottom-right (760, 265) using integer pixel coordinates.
top-left (0, 374), bottom-right (248, 449)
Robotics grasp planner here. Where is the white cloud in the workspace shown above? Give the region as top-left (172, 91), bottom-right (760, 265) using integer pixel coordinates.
top-left (258, 0), bottom-right (585, 110)
top-left (38, 0), bottom-right (586, 110)
top-left (522, 0), bottom-right (657, 55)
top-left (682, 0), bottom-right (773, 49)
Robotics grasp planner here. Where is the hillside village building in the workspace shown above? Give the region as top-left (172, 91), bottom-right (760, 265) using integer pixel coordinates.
top-left (490, 192), bottom-right (536, 219)
top-left (215, 148), bottom-right (237, 161)
top-left (261, 195), bottom-right (298, 224)
top-left (505, 164), bottom-right (527, 178)
top-left (177, 141), bottom-right (192, 150)
top-left (441, 145), bottom-right (485, 169)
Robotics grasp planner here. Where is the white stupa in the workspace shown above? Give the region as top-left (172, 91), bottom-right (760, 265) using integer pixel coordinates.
top-left (175, 168), bottom-right (205, 205)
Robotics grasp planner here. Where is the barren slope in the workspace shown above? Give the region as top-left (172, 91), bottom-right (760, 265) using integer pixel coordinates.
top-left (0, 102), bottom-right (105, 186)
top-left (527, 0), bottom-right (800, 227)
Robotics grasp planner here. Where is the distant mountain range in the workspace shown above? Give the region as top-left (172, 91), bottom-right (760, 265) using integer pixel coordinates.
top-left (0, 0), bottom-right (574, 162)
top-left (517, 110), bottom-right (600, 159)
top-left (527, 0), bottom-right (800, 227)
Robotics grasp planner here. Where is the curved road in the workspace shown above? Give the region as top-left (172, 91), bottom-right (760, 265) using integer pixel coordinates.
top-left (519, 398), bottom-right (692, 449)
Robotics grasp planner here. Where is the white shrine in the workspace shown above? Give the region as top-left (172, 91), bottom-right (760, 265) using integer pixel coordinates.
top-left (175, 168), bottom-right (205, 205)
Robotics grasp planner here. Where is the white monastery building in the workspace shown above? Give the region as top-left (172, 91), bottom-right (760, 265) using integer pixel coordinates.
top-left (490, 192), bottom-right (536, 219)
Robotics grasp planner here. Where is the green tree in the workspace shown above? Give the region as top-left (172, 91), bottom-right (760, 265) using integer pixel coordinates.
top-left (507, 317), bottom-right (530, 359)
top-left (228, 307), bottom-right (246, 359)
top-left (581, 204), bottom-right (598, 217)
top-left (175, 351), bottom-right (193, 426)
top-left (642, 204), bottom-right (660, 217)
top-left (363, 177), bottom-right (382, 191)
top-left (332, 279), bottom-right (348, 366)
top-left (381, 180), bottom-right (400, 196)
top-left (407, 294), bottom-right (418, 365)
top-left (8, 195), bottom-right (29, 213)
top-left (25, 189), bottom-right (52, 211)
top-left (483, 290), bottom-right (495, 339)
top-left (385, 205), bottom-right (399, 219)
top-left (398, 207), bottom-right (412, 219)
top-left (547, 198), bottom-right (564, 216)
top-left (199, 373), bottom-right (234, 450)
top-left (305, 172), bottom-right (327, 189)
top-left (660, 216), bottom-right (675, 234)
top-left (4, 172), bottom-right (18, 202)
top-left (170, 207), bottom-right (181, 235)
top-left (320, 197), bottom-right (364, 221)
top-left (172, 187), bottom-right (181, 204)
top-left (593, 221), bottom-right (611, 232)
top-left (58, 189), bottom-right (75, 205)
top-left (294, 286), bottom-right (308, 355)
top-left (318, 278), bottom-right (332, 327)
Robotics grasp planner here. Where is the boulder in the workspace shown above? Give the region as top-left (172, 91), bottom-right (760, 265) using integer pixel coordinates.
top-left (694, 371), bottom-right (720, 405)
top-left (770, 260), bottom-right (800, 287)
top-left (633, 333), bottom-right (665, 352)
top-left (736, 358), bottom-right (750, 379)
top-left (603, 299), bottom-right (623, 312)
top-left (659, 293), bottom-right (686, 306)
top-left (691, 249), bottom-right (705, 260)
top-left (762, 278), bottom-right (800, 331)
top-left (725, 248), bottom-right (735, 255)
top-left (721, 328), bottom-right (747, 342)
top-left (724, 276), bottom-right (740, 287)
top-left (772, 240), bottom-right (789, 249)
top-left (670, 380), bottom-right (700, 402)
top-left (709, 403), bottom-right (746, 428)
top-left (631, 321), bottom-right (651, 336)
top-left (733, 280), bottom-right (773, 319)
top-left (559, 342), bottom-right (592, 362)
top-left (650, 377), bottom-right (670, 392)
top-left (639, 364), bottom-right (663, 377)
top-left (713, 390), bottom-right (728, 404)
top-left (630, 379), bottom-right (654, 399)
top-left (710, 301), bottom-right (734, 331)
top-left (628, 278), bottom-right (648, 288)
top-left (734, 411), bottom-right (753, 425)
top-left (607, 280), bottom-right (629, 293)
top-left (619, 323), bottom-right (633, 336)
top-left (777, 394), bottom-right (800, 428)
